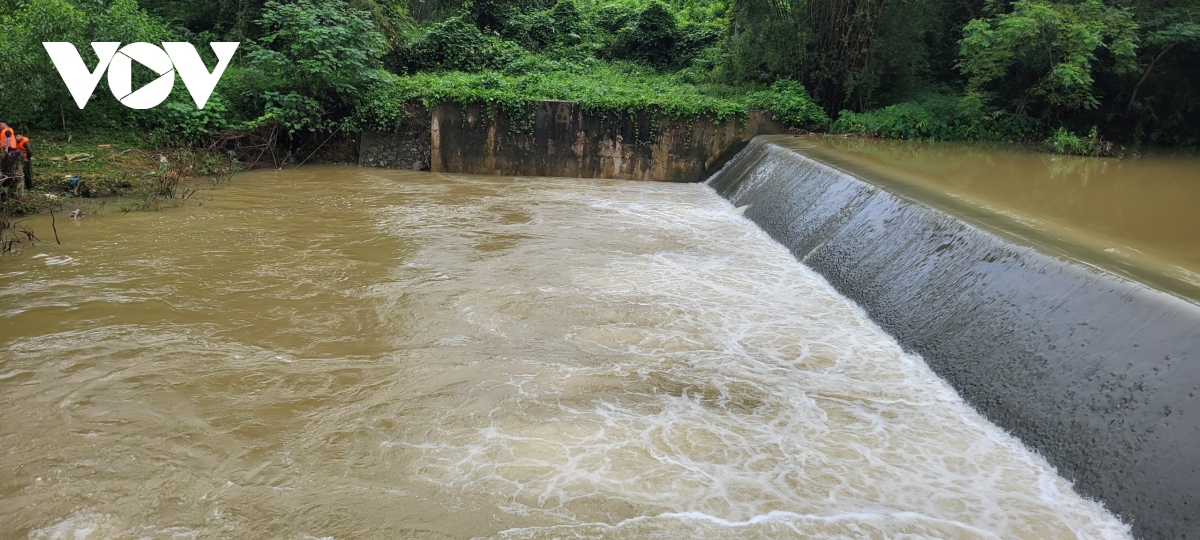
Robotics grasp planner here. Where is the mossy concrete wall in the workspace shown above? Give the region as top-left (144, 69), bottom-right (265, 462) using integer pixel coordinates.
top-left (428, 101), bottom-right (784, 181)
top-left (709, 137), bottom-right (1200, 540)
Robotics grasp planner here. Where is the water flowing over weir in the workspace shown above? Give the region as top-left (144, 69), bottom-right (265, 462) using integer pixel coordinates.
top-left (0, 168), bottom-right (1131, 539)
top-left (707, 136), bottom-right (1200, 539)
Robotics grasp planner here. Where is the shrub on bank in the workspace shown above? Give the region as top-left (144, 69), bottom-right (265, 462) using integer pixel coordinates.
top-left (400, 16), bottom-right (523, 73)
top-left (747, 80), bottom-right (830, 131)
top-left (831, 93), bottom-right (1045, 142)
top-left (359, 62), bottom-right (827, 137)
top-left (1044, 127), bottom-right (1114, 156)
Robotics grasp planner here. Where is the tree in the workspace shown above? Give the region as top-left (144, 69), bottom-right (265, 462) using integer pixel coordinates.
top-left (958, 0), bottom-right (1139, 117)
top-left (0, 0), bottom-right (172, 129)
top-left (1126, 7), bottom-right (1200, 113)
top-left (247, 0), bottom-right (388, 132)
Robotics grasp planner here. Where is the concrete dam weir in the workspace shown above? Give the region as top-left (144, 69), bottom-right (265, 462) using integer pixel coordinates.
top-left (708, 136), bottom-right (1200, 539)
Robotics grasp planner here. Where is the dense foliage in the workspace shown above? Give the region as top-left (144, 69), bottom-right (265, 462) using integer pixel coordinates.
top-left (361, 62), bottom-right (829, 132)
top-left (246, 0), bottom-right (388, 132)
top-left (0, 0), bottom-right (172, 129)
top-left (1, 0), bottom-right (1197, 150)
top-left (723, 0), bottom-right (1200, 147)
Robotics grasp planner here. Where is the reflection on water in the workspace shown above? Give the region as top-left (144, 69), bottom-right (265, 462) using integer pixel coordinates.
top-left (779, 136), bottom-right (1200, 301)
top-left (0, 167), bottom-right (1128, 538)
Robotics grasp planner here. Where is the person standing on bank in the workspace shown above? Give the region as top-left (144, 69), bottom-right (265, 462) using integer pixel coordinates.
top-left (0, 120), bottom-right (32, 192)
top-left (12, 134), bottom-right (31, 190)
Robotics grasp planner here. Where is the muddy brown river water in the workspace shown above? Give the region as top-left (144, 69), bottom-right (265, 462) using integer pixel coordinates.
top-left (1, 167), bottom-right (1131, 538)
top-left (790, 137), bottom-right (1200, 302)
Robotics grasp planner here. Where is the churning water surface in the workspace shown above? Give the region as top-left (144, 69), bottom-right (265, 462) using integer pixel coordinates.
top-left (0, 168), bottom-right (1130, 539)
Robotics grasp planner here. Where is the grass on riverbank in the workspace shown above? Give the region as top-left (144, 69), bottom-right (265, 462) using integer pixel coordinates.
top-left (2, 131), bottom-right (240, 216)
top-left (32, 132), bottom-right (158, 198)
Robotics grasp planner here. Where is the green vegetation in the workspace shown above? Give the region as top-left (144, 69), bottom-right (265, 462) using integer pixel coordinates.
top-left (0, 0), bottom-right (173, 131)
top-left (1, 132), bottom-right (238, 218)
top-left (363, 64), bottom-right (828, 132)
top-left (958, 0), bottom-right (1139, 116)
top-left (1044, 126), bottom-right (1112, 156)
top-left (247, 0), bottom-right (388, 133)
top-left (722, 0), bottom-right (1198, 150)
top-left (831, 92), bottom-right (1044, 142)
top-left (1, 0), bottom-right (1197, 165)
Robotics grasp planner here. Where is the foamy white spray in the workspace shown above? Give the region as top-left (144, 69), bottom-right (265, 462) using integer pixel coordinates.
top-left (368, 174), bottom-right (1130, 539)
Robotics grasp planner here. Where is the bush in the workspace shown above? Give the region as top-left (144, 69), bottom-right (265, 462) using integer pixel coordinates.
top-left (611, 2), bottom-right (678, 67)
top-left (501, 10), bottom-right (558, 49)
top-left (152, 94), bottom-right (233, 145)
top-left (498, 1), bottom-right (583, 51)
top-left (548, 0), bottom-right (585, 45)
top-left (592, 0), bottom-right (640, 33)
top-left (247, 0), bottom-right (387, 133)
top-left (1044, 127), bottom-right (1114, 156)
top-left (358, 61), bottom-right (839, 138)
top-left (673, 20), bottom-right (722, 66)
top-left (833, 101), bottom-right (956, 140)
top-left (747, 80), bottom-right (829, 130)
top-left (466, 0), bottom-right (555, 33)
top-left (402, 16), bottom-right (522, 72)
top-left (831, 92), bottom-right (1045, 142)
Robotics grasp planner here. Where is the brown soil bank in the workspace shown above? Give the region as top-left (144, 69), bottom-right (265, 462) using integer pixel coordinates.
top-left (708, 136), bottom-right (1200, 540)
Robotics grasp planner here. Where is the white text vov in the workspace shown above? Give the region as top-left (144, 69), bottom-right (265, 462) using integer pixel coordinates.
top-left (42, 42), bottom-right (240, 110)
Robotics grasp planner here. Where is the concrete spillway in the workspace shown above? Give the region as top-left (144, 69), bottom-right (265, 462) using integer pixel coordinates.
top-left (707, 136), bottom-right (1200, 539)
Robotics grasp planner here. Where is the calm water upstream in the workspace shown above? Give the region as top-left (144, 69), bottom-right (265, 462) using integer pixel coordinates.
top-left (781, 136), bottom-right (1200, 302)
top-left (1, 167), bottom-right (1129, 539)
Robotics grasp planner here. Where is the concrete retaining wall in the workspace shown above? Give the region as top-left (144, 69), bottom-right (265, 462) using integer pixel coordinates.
top-left (708, 137), bottom-right (1200, 539)
top-left (429, 101), bottom-right (784, 181)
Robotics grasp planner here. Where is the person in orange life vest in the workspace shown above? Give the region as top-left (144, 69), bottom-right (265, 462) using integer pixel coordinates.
top-left (14, 135), bottom-right (31, 190)
top-left (0, 121), bottom-right (13, 152)
top-left (13, 135), bottom-right (29, 159)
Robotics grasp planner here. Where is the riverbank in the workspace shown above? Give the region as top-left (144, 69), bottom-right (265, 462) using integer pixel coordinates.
top-left (0, 126), bottom-right (1167, 224)
top-left (1, 132), bottom-right (242, 216)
